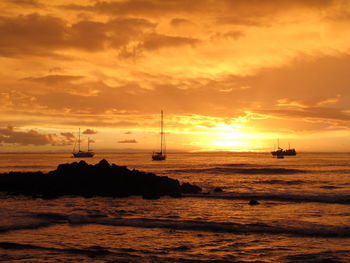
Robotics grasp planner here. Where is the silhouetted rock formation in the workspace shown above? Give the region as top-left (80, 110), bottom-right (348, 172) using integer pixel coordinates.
top-left (0, 159), bottom-right (201, 199)
top-left (180, 182), bottom-right (202, 194)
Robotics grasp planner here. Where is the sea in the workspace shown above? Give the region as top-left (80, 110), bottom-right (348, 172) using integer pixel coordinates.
top-left (0, 152), bottom-right (349, 263)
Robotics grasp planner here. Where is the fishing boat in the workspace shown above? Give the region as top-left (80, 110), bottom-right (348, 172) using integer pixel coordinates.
top-left (272, 148), bottom-right (284, 157)
top-left (152, 110), bottom-right (166, 161)
top-left (284, 142), bottom-right (297, 156)
top-left (72, 128), bottom-right (94, 158)
top-left (271, 139), bottom-right (283, 157)
top-left (271, 144), bottom-right (297, 158)
top-left (271, 140), bottom-right (297, 157)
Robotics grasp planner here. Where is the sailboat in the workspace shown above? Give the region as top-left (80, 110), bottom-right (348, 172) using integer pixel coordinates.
top-left (284, 142), bottom-right (297, 156)
top-left (72, 128), bottom-right (95, 158)
top-left (152, 110), bottom-right (166, 161)
top-left (271, 139), bottom-right (284, 158)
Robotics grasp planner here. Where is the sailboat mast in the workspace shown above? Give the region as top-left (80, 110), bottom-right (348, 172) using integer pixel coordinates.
top-left (160, 110), bottom-right (163, 154)
top-left (78, 128), bottom-right (81, 152)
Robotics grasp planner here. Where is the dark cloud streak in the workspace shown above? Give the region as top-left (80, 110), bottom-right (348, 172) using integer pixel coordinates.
top-left (82, 129), bottom-right (98, 135)
top-left (118, 139), bottom-right (138, 143)
top-left (0, 126), bottom-right (73, 146)
top-left (0, 14), bottom-right (156, 57)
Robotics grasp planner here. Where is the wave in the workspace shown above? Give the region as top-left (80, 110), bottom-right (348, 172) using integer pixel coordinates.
top-left (169, 167), bottom-right (306, 175)
top-left (0, 220), bottom-right (55, 234)
top-left (0, 211), bottom-right (73, 234)
top-left (320, 185), bottom-right (344, 189)
top-left (0, 242), bottom-right (114, 257)
top-left (31, 213), bottom-right (350, 238)
top-left (253, 179), bottom-right (306, 185)
top-left (2, 212), bottom-right (349, 240)
top-left (184, 192), bottom-right (350, 204)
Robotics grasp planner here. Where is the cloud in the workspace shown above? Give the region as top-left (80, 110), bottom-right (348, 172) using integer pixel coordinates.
top-left (61, 0), bottom-right (203, 16)
top-left (255, 107), bottom-right (350, 122)
top-left (124, 131), bottom-right (132, 134)
top-left (141, 34), bottom-right (200, 50)
top-left (211, 30), bottom-right (246, 41)
top-left (1, 1), bottom-right (350, 141)
top-left (22, 75), bottom-right (84, 84)
top-left (4, 0), bottom-right (42, 7)
top-left (0, 0), bottom-right (343, 61)
top-left (216, 16), bottom-right (269, 26)
top-left (118, 139), bottom-right (138, 143)
top-left (5, 53), bottom-right (350, 134)
top-left (0, 13), bottom-right (66, 57)
top-left (223, 31), bottom-right (245, 40)
top-left (0, 14), bottom-right (155, 57)
top-left (61, 132), bottom-right (75, 142)
top-left (21, 74), bottom-right (97, 96)
top-left (170, 18), bottom-right (192, 27)
top-left (0, 126), bottom-right (73, 146)
top-left (62, 0), bottom-right (335, 17)
top-left (139, 33), bottom-right (199, 51)
top-left (82, 129), bottom-right (98, 135)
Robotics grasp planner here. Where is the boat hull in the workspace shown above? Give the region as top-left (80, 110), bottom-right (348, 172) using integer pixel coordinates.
top-left (271, 149), bottom-right (297, 156)
top-left (152, 153), bottom-right (166, 161)
top-left (73, 151), bottom-right (94, 158)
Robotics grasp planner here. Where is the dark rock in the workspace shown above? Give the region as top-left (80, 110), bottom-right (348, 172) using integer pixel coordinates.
top-left (0, 160), bottom-right (201, 199)
top-left (249, 199), bottom-right (260, 205)
top-left (213, 187), bottom-right (223, 192)
top-left (142, 194), bottom-right (161, 200)
top-left (180, 182), bottom-right (202, 194)
top-left (169, 192), bottom-right (182, 198)
top-left (95, 159), bottom-right (110, 169)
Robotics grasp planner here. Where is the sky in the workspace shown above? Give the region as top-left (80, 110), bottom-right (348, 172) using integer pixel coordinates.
top-left (1, 0), bottom-right (350, 152)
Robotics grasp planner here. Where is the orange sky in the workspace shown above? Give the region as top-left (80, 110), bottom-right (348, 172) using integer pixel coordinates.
top-left (1, 0), bottom-right (350, 152)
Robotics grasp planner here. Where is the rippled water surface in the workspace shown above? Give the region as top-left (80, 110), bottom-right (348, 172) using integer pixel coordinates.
top-left (0, 152), bottom-right (349, 262)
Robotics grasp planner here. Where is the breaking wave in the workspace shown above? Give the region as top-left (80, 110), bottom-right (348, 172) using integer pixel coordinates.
top-left (32, 213), bottom-right (350, 238)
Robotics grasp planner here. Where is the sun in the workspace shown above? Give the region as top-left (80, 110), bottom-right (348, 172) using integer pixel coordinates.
top-left (189, 122), bottom-right (270, 151)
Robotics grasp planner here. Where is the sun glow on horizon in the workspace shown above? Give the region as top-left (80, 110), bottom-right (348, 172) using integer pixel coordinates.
top-left (187, 122), bottom-right (273, 151)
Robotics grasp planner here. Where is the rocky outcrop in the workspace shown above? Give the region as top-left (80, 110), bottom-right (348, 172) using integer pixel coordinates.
top-left (0, 159), bottom-right (201, 199)
top-left (180, 182), bottom-right (202, 194)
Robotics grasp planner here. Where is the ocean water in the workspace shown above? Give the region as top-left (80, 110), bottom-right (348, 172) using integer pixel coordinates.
top-left (0, 152), bottom-right (349, 263)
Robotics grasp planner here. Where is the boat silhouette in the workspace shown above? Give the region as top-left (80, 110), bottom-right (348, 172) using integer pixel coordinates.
top-left (271, 140), bottom-right (297, 157)
top-left (284, 142), bottom-right (297, 156)
top-left (72, 128), bottom-right (94, 158)
top-left (152, 110), bottom-right (166, 161)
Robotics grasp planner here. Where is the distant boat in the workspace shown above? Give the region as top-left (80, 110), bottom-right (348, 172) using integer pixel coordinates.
top-left (72, 128), bottom-right (94, 158)
top-left (284, 142), bottom-right (297, 156)
top-left (152, 110), bottom-right (166, 161)
top-left (271, 139), bottom-right (283, 157)
top-left (272, 147), bottom-right (284, 158)
top-left (271, 140), bottom-right (297, 157)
